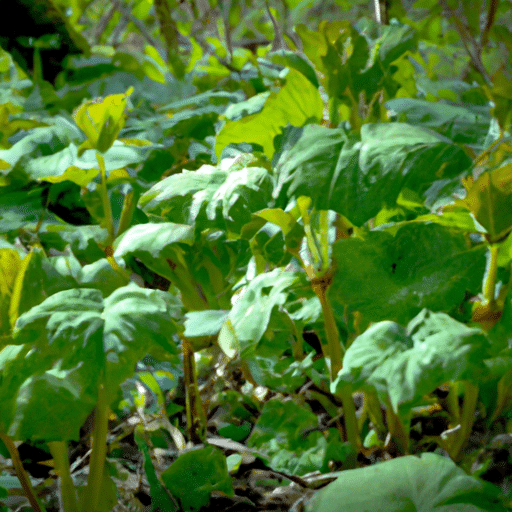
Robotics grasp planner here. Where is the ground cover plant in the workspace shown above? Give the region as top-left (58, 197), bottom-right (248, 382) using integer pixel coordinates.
top-left (1, 0), bottom-right (512, 510)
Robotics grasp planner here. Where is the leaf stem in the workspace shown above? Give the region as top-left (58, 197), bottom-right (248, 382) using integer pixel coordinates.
top-left (0, 431), bottom-right (46, 512)
top-left (48, 441), bottom-right (78, 512)
top-left (84, 383), bottom-right (109, 512)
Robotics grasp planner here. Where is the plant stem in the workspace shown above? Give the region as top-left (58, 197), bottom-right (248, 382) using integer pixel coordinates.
top-left (490, 373), bottom-right (512, 423)
top-left (450, 381), bottom-right (479, 462)
top-left (446, 382), bottom-right (461, 425)
top-left (312, 277), bottom-right (360, 450)
top-left (116, 188), bottom-right (136, 238)
top-left (48, 441), bottom-right (78, 512)
top-left (484, 244), bottom-right (499, 306)
top-left (96, 153), bottom-right (116, 245)
top-left (85, 383), bottom-right (109, 512)
top-left (385, 403), bottom-right (410, 455)
top-left (0, 431), bottom-right (46, 512)
top-left (313, 279), bottom-right (344, 378)
top-left (182, 339), bottom-right (207, 443)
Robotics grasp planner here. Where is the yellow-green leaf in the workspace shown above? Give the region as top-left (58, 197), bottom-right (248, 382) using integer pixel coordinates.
top-left (73, 87), bottom-right (134, 154)
top-left (215, 69), bottom-right (323, 159)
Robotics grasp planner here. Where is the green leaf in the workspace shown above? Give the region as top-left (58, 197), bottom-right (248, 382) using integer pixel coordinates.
top-left (73, 88), bottom-right (133, 154)
top-left (9, 371), bottom-right (97, 441)
top-left (0, 188), bottom-right (46, 234)
top-left (332, 309), bottom-right (490, 413)
top-left (386, 97), bottom-right (490, 144)
top-left (306, 452), bottom-right (506, 512)
top-left (269, 50), bottom-right (319, 88)
top-left (329, 223), bottom-right (486, 328)
top-left (227, 268), bottom-right (306, 358)
top-left (215, 69), bottom-right (323, 159)
top-left (246, 398), bottom-right (345, 475)
top-left (273, 124), bottom-right (470, 226)
top-left (9, 248), bottom-right (78, 327)
top-left (6, 283), bottom-right (182, 439)
top-left (139, 154), bottom-right (273, 233)
top-left (456, 165), bottom-right (512, 243)
top-left (161, 445), bottom-right (233, 512)
top-left (184, 310), bottom-right (229, 337)
top-left (23, 141), bottom-right (158, 187)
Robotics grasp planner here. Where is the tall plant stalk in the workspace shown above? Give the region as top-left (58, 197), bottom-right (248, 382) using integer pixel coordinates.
top-left (48, 441), bottom-right (78, 512)
top-left (85, 382), bottom-right (109, 511)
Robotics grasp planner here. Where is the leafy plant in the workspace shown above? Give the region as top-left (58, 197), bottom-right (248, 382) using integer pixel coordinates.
top-left (1, 1), bottom-right (512, 511)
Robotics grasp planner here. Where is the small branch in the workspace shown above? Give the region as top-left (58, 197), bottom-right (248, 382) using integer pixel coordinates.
top-left (265, 1), bottom-right (285, 50)
top-left (481, 0), bottom-right (499, 49)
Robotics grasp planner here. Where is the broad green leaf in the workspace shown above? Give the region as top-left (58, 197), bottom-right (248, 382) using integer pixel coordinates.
top-left (273, 124), bottom-right (470, 226)
top-left (0, 188), bottom-right (46, 234)
top-left (24, 142), bottom-right (158, 186)
top-left (246, 398), bottom-right (349, 475)
top-left (6, 283), bottom-right (182, 440)
top-left (306, 452), bottom-right (505, 512)
top-left (184, 310), bottom-right (229, 337)
top-left (332, 309), bottom-right (490, 413)
top-left (9, 371), bottom-right (97, 441)
top-left (38, 224), bottom-right (108, 263)
top-left (329, 223), bottom-right (486, 329)
top-left (9, 248), bottom-right (78, 328)
top-left (113, 222), bottom-right (195, 292)
top-left (223, 92), bottom-right (270, 121)
top-left (161, 445), bottom-right (233, 512)
top-left (386, 97), bottom-right (490, 144)
top-left (215, 69), bottom-right (323, 159)
top-left (139, 154), bottom-right (273, 233)
top-left (269, 50), bottom-right (319, 88)
top-left (0, 119), bottom-right (83, 171)
top-left (227, 268), bottom-right (307, 358)
top-left (456, 165), bottom-right (512, 243)
top-left (73, 88), bottom-right (133, 154)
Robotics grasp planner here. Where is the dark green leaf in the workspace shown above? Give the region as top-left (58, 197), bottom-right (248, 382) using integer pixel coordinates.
top-left (329, 223), bottom-right (486, 328)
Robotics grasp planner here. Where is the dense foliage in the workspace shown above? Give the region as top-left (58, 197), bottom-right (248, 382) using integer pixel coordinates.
top-left (1, 0), bottom-right (512, 511)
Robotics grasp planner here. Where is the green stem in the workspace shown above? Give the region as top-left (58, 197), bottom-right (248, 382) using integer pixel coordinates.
top-left (490, 374), bottom-right (512, 423)
top-left (116, 188), bottom-right (136, 238)
top-left (365, 390), bottom-right (386, 435)
top-left (84, 383), bottom-right (109, 512)
top-left (96, 153), bottom-right (115, 245)
top-left (316, 283), bottom-right (344, 378)
top-left (297, 197), bottom-right (322, 271)
top-left (182, 339), bottom-right (206, 443)
top-left (314, 281), bottom-right (359, 450)
top-left (446, 382), bottom-right (461, 425)
top-left (385, 402), bottom-right (410, 455)
top-left (48, 441), bottom-right (78, 512)
top-left (484, 244), bottom-right (499, 306)
top-left (0, 431), bottom-right (46, 512)
top-left (450, 382), bottom-right (479, 462)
